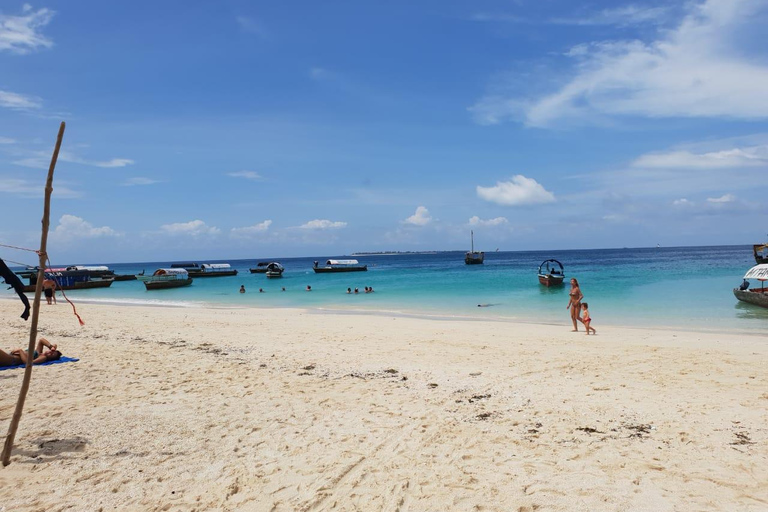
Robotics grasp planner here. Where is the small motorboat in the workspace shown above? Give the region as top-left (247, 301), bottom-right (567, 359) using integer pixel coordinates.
top-left (265, 262), bottom-right (285, 278)
top-left (538, 259), bottom-right (565, 287)
top-left (733, 264), bottom-right (768, 308)
top-left (249, 262), bottom-right (271, 273)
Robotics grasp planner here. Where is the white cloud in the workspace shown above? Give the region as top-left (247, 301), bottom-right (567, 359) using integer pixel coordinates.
top-left (403, 206), bottom-right (432, 226)
top-left (235, 16), bottom-right (266, 37)
top-left (477, 175), bottom-right (555, 206)
top-left (13, 150), bottom-right (134, 169)
top-left (60, 152), bottom-right (134, 168)
top-left (231, 220), bottom-right (272, 237)
top-left (472, 0), bottom-right (768, 127)
top-left (673, 198), bottom-right (694, 206)
top-left (0, 6), bottom-right (54, 54)
top-left (227, 170), bottom-right (262, 180)
top-left (469, 216), bottom-right (509, 226)
top-left (0, 136), bottom-right (16, 144)
top-left (299, 219), bottom-right (347, 230)
top-left (160, 220), bottom-right (221, 236)
top-left (0, 177), bottom-right (80, 198)
top-left (633, 146), bottom-right (768, 169)
top-left (552, 5), bottom-right (670, 27)
top-left (707, 193), bottom-right (736, 203)
top-left (0, 89), bottom-right (41, 110)
top-left (51, 214), bottom-right (118, 240)
top-left (121, 177), bottom-right (160, 186)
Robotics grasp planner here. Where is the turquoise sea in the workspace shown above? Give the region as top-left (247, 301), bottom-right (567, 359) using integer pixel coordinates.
top-left (4, 245), bottom-right (767, 333)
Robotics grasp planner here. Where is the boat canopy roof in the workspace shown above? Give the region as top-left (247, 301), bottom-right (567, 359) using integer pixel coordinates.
top-left (266, 262), bottom-right (284, 270)
top-left (201, 263), bottom-right (231, 270)
top-left (256, 262), bottom-right (271, 267)
top-left (538, 259), bottom-right (564, 273)
top-left (171, 262), bottom-right (199, 268)
top-left (67, 265), bottom-right (110, 271)
top-left (744, 264), bottom-right (768, 280)
top-left (327, 259), bottom-right (359, 265)
top-left (153, 268), bottom-right (189, 276)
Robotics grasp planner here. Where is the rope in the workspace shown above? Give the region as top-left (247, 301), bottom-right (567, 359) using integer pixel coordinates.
top-left (0, 242), bottom-right (40, 253)
top-left (1, 258), bottom-right (34, 268)
top-left (45, 256), bottom-right (85, 326)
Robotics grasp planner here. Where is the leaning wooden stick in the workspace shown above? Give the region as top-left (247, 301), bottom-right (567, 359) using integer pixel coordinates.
top-left (2, 121), bottom-right (65, 466)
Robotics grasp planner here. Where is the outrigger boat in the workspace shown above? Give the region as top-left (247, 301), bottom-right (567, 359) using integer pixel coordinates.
top-left (465, 230), bottom-right (484, 265)
top-left (139, 268), bottom-right (193, 290)
top-left (538, 259), bottom-right (565, 287)
top-left (265, 262), bottom-right (285, 278)
top-left (313, 259), bottom-right (367, 273)
top-left (733, 264), bottom-right (768, 309)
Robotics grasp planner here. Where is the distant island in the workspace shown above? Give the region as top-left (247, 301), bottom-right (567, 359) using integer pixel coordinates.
top-left (351, 251), bottom-right (452, 256)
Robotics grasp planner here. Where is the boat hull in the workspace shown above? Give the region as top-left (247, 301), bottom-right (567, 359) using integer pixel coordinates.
top-left (187, 270), bottom-right (238, 277)
top-left (265, 271), bottom-right (283, 278)
top-left (538, 274), bottom-right (565, 287)
top-left (733, 288), bottom-right (768, 308)
top-left (144, 278), bottom-right (193, 290)
top-left (249, 268), bottom-right (268, 274)
top-left (313, 266), bottom-right (367, 273)
top-left (465, 252), bottom-right (484, 265)
top-left (23, 278), bottom-right (114, 292)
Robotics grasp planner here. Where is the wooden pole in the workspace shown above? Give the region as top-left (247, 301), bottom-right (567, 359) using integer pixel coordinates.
top-left (2, 122), bottom-right (65, 466)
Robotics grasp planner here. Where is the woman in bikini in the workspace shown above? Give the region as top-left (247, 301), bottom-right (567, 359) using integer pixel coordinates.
top-left (0, 337), bottom-right (62, 367)
top-left (566, 278), bottom-right (584, 332)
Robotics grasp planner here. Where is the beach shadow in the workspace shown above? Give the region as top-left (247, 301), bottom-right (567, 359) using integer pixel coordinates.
top-left (13, 436), bottom-right (89, 462)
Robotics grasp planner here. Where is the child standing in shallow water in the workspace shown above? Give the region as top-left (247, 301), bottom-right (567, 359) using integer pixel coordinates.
top-left (582, 302), bottom-right (596, 335)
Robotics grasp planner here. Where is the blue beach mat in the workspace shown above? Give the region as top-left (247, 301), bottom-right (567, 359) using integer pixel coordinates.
top-left (0, 356), bottom-right (79, 372)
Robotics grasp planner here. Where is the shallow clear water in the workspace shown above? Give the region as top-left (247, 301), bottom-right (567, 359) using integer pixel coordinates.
top-left (4, 245), bottom-right (766, 333)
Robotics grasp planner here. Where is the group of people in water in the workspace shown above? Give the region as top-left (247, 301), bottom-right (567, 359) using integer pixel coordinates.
top-left (347, 286), bottom-right (374, 294)
top-left (238, 285), bottom-right (375, 294)
top-left (567, 278), bottom-right (596, 335)
top-left (0, 337), bottom-right (62, 367)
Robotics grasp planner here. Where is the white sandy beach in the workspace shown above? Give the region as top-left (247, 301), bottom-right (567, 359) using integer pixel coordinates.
top-left (0, 299), bottom-right (766, 511)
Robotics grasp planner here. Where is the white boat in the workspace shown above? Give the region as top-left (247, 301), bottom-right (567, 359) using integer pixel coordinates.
top-left (313, 259), bottom-right (367, 273)
top-left (139, 268), bottom-right (193, 290)
top-left (733, 264), bottom-right (768, 308)
top-left (265, 262), bottom-right (285, 278)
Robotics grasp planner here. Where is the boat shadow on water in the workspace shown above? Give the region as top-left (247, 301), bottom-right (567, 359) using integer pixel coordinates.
top-left (733, 301), bottom-right (768, 320)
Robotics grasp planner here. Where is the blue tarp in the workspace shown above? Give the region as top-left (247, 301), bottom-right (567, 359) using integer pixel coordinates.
top-left (0, 356), bottom-right (79, 371)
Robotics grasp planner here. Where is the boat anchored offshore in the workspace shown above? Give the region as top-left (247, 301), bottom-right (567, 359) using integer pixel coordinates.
top-left (754, 242), bottom-right (768, 264)
top-left (265, 262), bottom-right (285, 278)
top-left (249, 262), bottom-right (271, 274)
top-left (465, 230), bottom-right (484, 265)
top-left (538, 259), bottom-right (565, 287)
top-left (139, 268), bottom-right (193, 290)
top-left (23, 267), bottom-right (114, 292)
top-left (171, 262), bottom-right (238, 277)
top-left (313, 259), bottom-right (367, 273)
top-left (733, 264), bottom-right (768, 308)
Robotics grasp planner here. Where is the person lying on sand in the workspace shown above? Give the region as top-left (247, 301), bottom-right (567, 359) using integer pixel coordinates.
top-left (0, 337), bottom-right (62, 367)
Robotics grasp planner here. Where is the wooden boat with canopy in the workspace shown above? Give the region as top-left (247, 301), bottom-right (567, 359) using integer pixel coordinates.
top-left (538, 259), bottom-right (565, 287)
top-left (139, 268), bottom-right (193, 290)
top-left (733, 264), bottom-right (768, 308)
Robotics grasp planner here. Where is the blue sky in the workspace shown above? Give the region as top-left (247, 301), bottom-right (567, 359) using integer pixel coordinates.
top-left (1, 0), bottom-right (767, 264)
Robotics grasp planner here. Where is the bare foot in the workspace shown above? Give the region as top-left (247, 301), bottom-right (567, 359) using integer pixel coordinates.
top-left (571, 329), bottom-right (578, 332)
